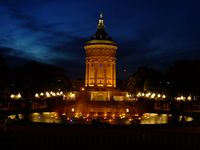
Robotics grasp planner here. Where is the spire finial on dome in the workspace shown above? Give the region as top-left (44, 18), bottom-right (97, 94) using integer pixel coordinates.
top-left (100, 12), bottom-right (103, 19)
top-left (97, 12), bottom-right (104, 29)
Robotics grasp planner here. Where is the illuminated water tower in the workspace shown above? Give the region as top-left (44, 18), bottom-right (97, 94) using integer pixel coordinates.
top-left (84, 13), bottom-right (118, 91)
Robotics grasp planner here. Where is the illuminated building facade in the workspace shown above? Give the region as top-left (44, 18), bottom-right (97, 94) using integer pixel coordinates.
top-left (84, 13), bottom-right (127, 101)
top-left (84, 13), bottom-right (117, 90)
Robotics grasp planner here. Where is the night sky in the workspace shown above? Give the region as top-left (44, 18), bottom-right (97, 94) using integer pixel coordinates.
top-left (0, 0), bottom-right (200, 79)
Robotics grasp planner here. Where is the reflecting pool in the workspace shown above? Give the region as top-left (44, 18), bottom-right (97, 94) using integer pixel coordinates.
top-left (8, 112), bottom-right (193, 125)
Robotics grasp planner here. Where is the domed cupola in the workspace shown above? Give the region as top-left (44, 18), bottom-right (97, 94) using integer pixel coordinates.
top-left (85, 13), bottom-right (117, 46)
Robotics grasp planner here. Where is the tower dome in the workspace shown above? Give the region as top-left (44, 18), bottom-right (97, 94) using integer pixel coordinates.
top-left (85, 13), bottom-right (117, 46)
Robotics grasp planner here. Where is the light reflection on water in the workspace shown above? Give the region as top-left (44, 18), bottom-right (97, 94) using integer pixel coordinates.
top-left (8, 112), bottom-right (193, 125)
top-left (30, 112), bottom-right (62, 123)
top-left (140, 113), bottom-right (169, 124)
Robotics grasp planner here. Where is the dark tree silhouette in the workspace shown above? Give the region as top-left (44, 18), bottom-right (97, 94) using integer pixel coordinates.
top-left (9, 61), bottom-right (71, 98)
top-left (167, 59), bottom-right (200, 96)
top-left (0, 55), bottom-right (9, 98)
top-left (126, 66), bottom-right (164, 94)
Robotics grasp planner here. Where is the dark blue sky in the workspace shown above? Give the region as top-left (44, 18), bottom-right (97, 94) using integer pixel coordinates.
top-left (0, 0), bottom-right (200, 79)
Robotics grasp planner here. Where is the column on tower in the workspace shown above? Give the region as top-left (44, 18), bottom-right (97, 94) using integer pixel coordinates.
top-left (106, 61), bottom-right (111, 87)
top-left (85, 60), bottom-right (88, 86)
top-left (104, 61), bottom-right (106, 87)
top-left (88, 61), bottom-right (95, 86)
top-left (114, 62), bottom-right (116, 87)
top-left (109, 62), bottom-right (112, 87)
top-left (88, 61), bottom-right (91, 86)
top-left (111, 61), bottom-right (116, 88)
top-left (87, 62), bottom-right (89, 86)
top-left (94, 61), bottom-right (97, 87)
top-left (96, 59), bottom-right (104, 87)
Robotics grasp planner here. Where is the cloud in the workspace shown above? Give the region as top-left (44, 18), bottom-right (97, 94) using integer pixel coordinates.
top-left (0, 2), bottom-right (87, 65)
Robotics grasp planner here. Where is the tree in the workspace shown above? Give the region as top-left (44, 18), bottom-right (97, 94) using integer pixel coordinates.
top-left (167, 59), bottom-right (200, 96)
top-left (10, 61), bottom-right (71, 98)
top-left (126, 66), bottom-right (164, 93)
top-left (0, 55), bottom-right (9, 98)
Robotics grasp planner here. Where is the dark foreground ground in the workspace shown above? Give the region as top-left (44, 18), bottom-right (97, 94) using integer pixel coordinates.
top-left (1, 121), bottom-right (200, 150)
